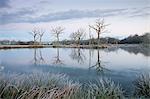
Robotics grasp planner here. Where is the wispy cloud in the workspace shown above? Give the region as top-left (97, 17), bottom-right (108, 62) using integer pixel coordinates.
top-left (128, 7), bottom-right (150, 17)
top-left (0, 6), bottom-right (149, 24)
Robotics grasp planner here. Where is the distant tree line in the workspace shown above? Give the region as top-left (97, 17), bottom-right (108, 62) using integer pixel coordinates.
top-left (0, 33), bottom-right (149, 45)
top-left (56, 33), bottom-right (150, 45)
top-left (119, 33), bottom-right (150, 44)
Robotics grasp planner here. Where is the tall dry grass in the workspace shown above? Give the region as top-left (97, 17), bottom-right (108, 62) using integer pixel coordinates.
top-left (0, 72), bottom-right (124, 99)
top-left (134, 73), bottom-right (150, 98)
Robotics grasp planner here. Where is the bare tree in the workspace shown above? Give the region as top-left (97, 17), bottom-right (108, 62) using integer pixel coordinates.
top-left (29, 28), bottom-right (39, 44)
top-left (50, 26), bottom-right (65, 45)
top-left (70, 32), bottom-right (77, 44)
top-left (89, 18), bottom-right (109, 45)
top-left (70, 28), bottom-right (85, 45)
top-left (76, 28), bottom-right (86, 45)
top-left (38, 29), bottom-right (45, 45)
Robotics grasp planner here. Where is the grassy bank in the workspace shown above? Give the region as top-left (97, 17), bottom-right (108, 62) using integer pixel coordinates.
top-left (1, 44), bottom-right (149, 50)
top-left (0, 45), bottom-right (46, 49)
top-left (0, 44), bottom-right (108, 49)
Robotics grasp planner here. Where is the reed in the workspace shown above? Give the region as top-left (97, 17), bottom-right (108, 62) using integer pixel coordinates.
top-left (0, 73), bottom-right (124, 99)
top-left (134, 73), bottom-right (150, 98)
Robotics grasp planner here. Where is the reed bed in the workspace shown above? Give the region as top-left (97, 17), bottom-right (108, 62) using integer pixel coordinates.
top-left (0, 72), bottom-right (80, 99)
top-left (0, 72), bottom-right (124, 99)
top-left (1, 72), bottom-right (150, 99)
top-left (73, 78), bottom-right (124, 99)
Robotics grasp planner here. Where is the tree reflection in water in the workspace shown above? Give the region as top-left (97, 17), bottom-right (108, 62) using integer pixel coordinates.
top-left (30, 48), bottom-right (109, 73)
top-left (31, 49), bottom-right (45, 66)
top-left (70, 48), bottom-right (86, 64)
top-left (52, 48), bottom-right (64, 65)
top-left (38, 50), bottom-right (45, 64)
top-left (89, 49), bottom-right (109, 74)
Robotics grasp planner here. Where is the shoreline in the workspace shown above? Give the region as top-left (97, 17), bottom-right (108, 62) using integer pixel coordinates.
top-left (0, 44), bottom-right (148, 49)
top-left (0, 44), bottom-right (108, 49)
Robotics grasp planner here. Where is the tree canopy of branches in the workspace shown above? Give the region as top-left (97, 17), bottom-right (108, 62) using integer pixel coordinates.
top-left (29, 28), bottom-right (39, 44)
top-left (50, 26), bottom-right (65, 45)
top-left (29, 28), bottom-right (45, 45)
top-left (70, 32), bottom-right (77, 42)
top-left (70, 28), bottom-right (86, 45)
top-left (38, 29), bottom-right (45, 44)
top-left (89, 18), bottom-right (109, 45)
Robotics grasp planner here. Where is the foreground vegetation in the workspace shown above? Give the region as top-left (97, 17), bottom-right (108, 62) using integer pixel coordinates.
top-left (0, 72), bottom-right (123, 99)
top-left (134, 73), bottom-right (150, 98)
top-left (0, 72), bottom-right (150, 99)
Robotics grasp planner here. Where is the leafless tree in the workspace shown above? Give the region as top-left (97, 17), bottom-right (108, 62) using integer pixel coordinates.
top-left (50, 26), bottom-right (65, 45)
top-left (89, 18), bottom-right (109, 45)
top-left (76, 28), bottom-right (86, 45)
top-left (70, 32), bottom-right (77, 44)
top-left (70, 28), bottom-right (85, 45)
top-left (29, 28), bottom-right (39, 45)
top-left (38, 29), bottom-right (45, 44)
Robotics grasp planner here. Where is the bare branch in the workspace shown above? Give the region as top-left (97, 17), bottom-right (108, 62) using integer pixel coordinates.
top-left (89, 25), bottom-right (98, 31)
top-left (29, 27), bottom-right (40, 44)
top-left (70, 28), bottom-right (86, 45)
top-left (89, 18), bottom-right (109, 45)
top-left (38, 29), bottom-right (45, 43)
top-left (50, 26), bottom-right (65, 44)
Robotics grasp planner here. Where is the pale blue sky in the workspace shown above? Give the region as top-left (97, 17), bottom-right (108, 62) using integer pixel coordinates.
top-left (0, 0), bottom-right (150, 41)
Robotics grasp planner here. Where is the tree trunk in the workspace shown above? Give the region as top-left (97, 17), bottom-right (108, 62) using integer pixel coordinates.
top-left (34, 36), bottom-right (36, 45)
top-left (57, 35), bottom-right (59, 45)
top-left (40, 38), bottom-right (42, 45)
top-left (97, 32), bottom-right (100, 45)
top-left (78, 38), bottom-right (80, 46)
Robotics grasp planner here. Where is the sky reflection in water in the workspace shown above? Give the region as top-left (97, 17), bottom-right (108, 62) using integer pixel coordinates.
top-left (0, 46), bottom-right (150, 94)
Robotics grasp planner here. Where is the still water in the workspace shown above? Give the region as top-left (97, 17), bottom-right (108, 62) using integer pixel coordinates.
top-left (0, 45), bottom-right (150, 95)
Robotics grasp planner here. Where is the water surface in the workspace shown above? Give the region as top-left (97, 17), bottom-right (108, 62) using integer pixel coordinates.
top-left (0, 45), bottom-right (150, 95)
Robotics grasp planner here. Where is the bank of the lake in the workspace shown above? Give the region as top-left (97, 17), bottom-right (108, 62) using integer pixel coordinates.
top-left (0, 44), bottom-right (149, 50)
top-left (0, 44), bottom-right (109, 49)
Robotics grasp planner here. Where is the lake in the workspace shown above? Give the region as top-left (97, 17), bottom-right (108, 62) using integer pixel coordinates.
top-left (0, 45), bottom-right (150, 96)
